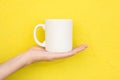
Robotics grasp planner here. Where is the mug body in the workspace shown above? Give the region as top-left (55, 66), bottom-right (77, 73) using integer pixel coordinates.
top-left (45, 19), bottom-right (72, 52)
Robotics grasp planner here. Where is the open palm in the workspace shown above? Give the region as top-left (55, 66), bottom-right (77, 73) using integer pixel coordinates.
top-left (25, 45), bottom-right (87, 64)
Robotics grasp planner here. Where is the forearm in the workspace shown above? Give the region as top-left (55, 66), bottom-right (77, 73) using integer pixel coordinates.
top-left (0, 53), bottom-right (29, 80)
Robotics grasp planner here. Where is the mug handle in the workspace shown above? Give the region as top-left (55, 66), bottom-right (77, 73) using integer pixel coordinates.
top-left (33, 24), bottom-right (45, 47)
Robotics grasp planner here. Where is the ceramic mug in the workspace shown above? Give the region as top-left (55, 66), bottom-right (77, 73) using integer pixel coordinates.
top-left (33, 19), bottom-right (72, 52)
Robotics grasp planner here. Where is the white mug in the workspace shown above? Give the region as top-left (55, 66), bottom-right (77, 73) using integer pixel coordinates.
top-left (33, 19), bottom-right (72, 52)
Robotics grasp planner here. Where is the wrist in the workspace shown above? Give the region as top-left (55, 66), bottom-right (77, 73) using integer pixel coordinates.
top-left (22, 51), bottom-right (36, 66)
top-left (16, 53), bottom-right (30, 67)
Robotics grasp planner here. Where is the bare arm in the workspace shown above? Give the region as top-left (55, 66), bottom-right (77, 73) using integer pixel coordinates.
top-left (0, 45), bottom-right (87, 80)
top-left (0, 54), bottom-right (28, 80)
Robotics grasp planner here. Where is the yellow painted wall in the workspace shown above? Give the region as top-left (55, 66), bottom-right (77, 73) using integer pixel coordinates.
top-left (0, 0), bottom-right (120, 80)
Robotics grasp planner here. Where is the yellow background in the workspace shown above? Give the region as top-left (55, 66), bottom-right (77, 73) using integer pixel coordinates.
top-left (0, 0), bottom-right (120, 80)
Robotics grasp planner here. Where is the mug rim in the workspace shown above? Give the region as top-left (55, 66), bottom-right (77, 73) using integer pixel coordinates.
top-left (46, 19), bottom-right (72, 21)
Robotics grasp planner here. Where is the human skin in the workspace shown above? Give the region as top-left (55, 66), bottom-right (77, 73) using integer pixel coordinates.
top-left (0, 45), bottom-right (87, 80)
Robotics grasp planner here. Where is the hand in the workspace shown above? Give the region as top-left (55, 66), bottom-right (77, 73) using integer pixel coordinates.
top-left (24, 45), bottom-right (88, 65)
top-left (0, 45), bottom-right (87, 79)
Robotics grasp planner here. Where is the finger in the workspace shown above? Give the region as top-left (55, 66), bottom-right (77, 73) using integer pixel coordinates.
top-left (49, 44), bottom-right (88, 59)
top-left (70, 44), bottom-right (88, 55)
